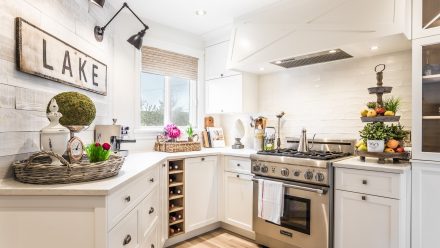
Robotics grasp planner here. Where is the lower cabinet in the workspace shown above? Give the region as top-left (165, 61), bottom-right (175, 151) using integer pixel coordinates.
top-left (334, 166), bottom-right (410, 248)
top-left (223, 172), bottom-right (253, 231)
top-left (334, 190), bottom-right (399, 248)
top-left (184, 156), bottom-right (218, 232)
top-left (412, 161), bottom-right (440, 248)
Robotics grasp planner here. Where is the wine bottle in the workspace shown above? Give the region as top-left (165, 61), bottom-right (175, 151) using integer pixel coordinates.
top-left (174, 165), bottom-right (179, 170)
top-left (177, 214), bottom-right (182, 219)
top-left (169, 175), bottom-right (176, 183)
top-left (170, 228), bottom-right (175, 234)
top-left (169, 165), bottom-right (173, 170)
top-left (170, 203), bottom-right (175, 208)
top-left (177, 227), bottom-right (181, 232)
top-left (176, 189), bottom-right (181, 194)
top-left (170, 190), bottom-right (174, 195)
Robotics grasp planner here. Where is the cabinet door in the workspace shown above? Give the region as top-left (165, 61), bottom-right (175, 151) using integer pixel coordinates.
top-left (412, 162), bottom-right (440, 248)
top-left (412, 37), bottom-right (440, 161)
top-left (413, 0), bottom-right (440, 38)
top-left (224, 172), bottom-right (253, 231)
top-left (334, 190), bottom-right (400, 248)
top-left (205, 74), bottom-right (242, 114)
top-left (205, 41), bottom-right (239, 81)
top-left (184, 156), bottom-right (218, 232)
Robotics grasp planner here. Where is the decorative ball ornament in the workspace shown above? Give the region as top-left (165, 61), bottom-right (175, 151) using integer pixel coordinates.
top-left (48, 92), bottom-right (96, 126)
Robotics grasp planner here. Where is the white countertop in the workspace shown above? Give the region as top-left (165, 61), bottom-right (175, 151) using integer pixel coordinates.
top-left (0, 148), bottom-right (256, 196)
top-left (333, 157), bottom-right (411, 174)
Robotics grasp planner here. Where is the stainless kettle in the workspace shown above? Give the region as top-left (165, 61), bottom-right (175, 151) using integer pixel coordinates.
top-left (298, 128), bottom-right (315, 152)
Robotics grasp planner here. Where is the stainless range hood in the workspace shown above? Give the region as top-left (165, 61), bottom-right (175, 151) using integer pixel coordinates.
top-left (271, 49), bottom-right (353, 68)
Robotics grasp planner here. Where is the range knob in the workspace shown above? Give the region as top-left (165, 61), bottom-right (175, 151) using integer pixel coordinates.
top-left (315, 172), bottom-right (325, 182)
top-left (304, 171), bottom-right (314, 180)
top-left (293, 170), bottom-right (301, 177)
top-left (252, 163), bottom-right (261, 172)
top-left (261, 165), bottom-right (269, 173)
top-left (280, 168), bottom-right (289, 177)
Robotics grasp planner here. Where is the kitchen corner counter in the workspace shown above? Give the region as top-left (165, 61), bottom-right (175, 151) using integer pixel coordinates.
top-left (0, 147), bottom-right (256, 196)
top-left (333, 157), bottom-right (411, 174)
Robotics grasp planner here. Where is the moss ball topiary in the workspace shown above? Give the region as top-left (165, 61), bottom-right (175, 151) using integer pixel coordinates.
top-left (48, 92), bottom-right (96, 126)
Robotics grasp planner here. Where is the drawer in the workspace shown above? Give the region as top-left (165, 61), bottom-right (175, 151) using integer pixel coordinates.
top-left (109, 208), bottom-right (138, 248)
top-left (185, 155), bottom-right (217, 164)
top-left (139, 187), bottom-right (159, 241)
top-left (140, 225), bottom-right (158, 248)
top-left (108, 165), bottom-right (159, 229)
top-left (335, 168), bottom-right (402, 199)
top-left (225, 156), bottom-right (251, 174)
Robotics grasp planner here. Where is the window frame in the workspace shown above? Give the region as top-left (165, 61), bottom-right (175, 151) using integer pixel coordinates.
top-left (136, 72), bottom-right (198, 131)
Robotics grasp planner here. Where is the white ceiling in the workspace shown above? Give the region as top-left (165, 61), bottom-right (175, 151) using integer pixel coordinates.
top-left (108, 0), bottom-right (280, 35)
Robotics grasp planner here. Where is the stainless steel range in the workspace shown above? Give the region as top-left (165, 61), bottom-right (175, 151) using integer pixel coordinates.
top-left (251, 139), bottom-right (355, 248)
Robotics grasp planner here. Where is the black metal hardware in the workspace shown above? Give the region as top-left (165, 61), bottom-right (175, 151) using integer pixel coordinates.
top-left (123, 234), bottom-right (131, 245)
top-left (362, 179), bottom-right (368, 185)
top-left (237, 163), bottom-right (241, 167)
top-left (125, 196), bottom-right (131, 202)
top-left (201, 157), bottom-right (205, 161)
top-left (236, 174), bottom-right (240, 178)
top-left (149, 207), bottom-right (155, 214)
top-left (150, 178), bottom-right (154, 183)
top-left (362, 196), bottom-right (366, 200)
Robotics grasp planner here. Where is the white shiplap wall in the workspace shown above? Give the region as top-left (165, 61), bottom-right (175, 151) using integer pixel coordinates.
top-left (0, 0), bottom-right (115, 179)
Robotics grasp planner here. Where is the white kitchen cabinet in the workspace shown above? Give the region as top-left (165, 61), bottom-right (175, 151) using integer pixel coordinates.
top-left (413, 0), bottom-right (440, 39)
top-left (184, 156), bottom-right (218, 232)
top-left (205, 41), bottom-right (240, 81)
top-left (0, 164), bottom-right (161, 248)
top-left (412, 36), bottom-right (440, 161)
top-left (333, 162), bottom-right (410, 248)
top-left (223, 172), bottom-right (253, 231)
top-left (205, 73), bottom-right (258, 114)
top-left (412, 161), bottom-right (440, 248)
top-left (334, 190), bottom-right (400, 248)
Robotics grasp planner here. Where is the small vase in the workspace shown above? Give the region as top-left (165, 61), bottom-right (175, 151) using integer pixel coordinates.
top-left (188, 137), bottom-right (193, 142)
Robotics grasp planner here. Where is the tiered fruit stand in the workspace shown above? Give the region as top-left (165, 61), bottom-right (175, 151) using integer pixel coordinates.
top-left (356, 64), bottom-right (411, 164)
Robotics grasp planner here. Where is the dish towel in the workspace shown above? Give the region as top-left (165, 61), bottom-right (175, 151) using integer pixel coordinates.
top-left (258, 179), bottom-right (284, 225)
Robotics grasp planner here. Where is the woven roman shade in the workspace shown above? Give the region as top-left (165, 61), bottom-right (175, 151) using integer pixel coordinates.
top-left (141, 46), bottom-right (198, 80)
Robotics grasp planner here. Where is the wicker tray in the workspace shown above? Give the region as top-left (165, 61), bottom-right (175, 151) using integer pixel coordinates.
top-left (154, 141), bottom-right (201, 153)
top-left (13, 151), bottom-right (125, 184)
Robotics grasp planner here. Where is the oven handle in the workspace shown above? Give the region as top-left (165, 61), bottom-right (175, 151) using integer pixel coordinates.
top-left (252, 178), bottom-right (327, 195)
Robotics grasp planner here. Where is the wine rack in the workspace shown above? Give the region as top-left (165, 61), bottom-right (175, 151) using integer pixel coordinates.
top-left (168, 159), bottom-right (185, 237)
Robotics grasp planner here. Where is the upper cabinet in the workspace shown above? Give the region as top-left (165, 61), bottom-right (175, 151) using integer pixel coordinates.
top-left (205, 41), bottom-right (240, 81)
top-left (413, 0), bottom-right (440, 39)
top-left (412, 36), bottom-right (440, 161)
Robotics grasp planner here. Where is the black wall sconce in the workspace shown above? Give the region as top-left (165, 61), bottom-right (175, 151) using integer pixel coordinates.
top-left (94, 2), bottom-right (149, 50)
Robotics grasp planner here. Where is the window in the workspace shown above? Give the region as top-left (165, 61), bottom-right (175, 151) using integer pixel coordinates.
top-left (140, 46), bottom-right (198, 128)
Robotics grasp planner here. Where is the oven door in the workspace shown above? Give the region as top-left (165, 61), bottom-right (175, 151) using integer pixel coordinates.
top-left (253, 177), bottom-right (331, 248)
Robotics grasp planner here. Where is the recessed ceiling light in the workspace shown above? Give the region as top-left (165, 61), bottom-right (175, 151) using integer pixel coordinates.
top-left (370, 46), bottom-right (379, 51)
top-left (329, 49), bottom-right (337, 54)
top-left (275, 60), bottom-right (282, 64)
top-left (195, 10), bottom-right (207, 16)
top-left (259, 67), bottom-right (265, 71)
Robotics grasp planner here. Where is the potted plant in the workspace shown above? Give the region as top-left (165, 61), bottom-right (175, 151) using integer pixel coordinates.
top-left (383, 97), bottom-right (401, 116)
top-left (359, 122), bottom-right (388, 152)
top-left (186, 125), bottom-right (194, 142)
top-left (85, 142), bottom-right (112, 162)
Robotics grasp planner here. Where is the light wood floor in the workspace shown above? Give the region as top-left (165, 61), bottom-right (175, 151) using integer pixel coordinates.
top-left (170, 229), bottom-right (260, 248)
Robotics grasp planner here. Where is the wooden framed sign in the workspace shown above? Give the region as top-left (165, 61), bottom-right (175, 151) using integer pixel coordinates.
top-left (16, 17), bottom-right (107, 95)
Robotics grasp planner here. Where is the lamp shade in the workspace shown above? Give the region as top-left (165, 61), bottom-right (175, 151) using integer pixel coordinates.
top-left (90, 0), bottom-right (105, 7)
top-left (127, 30), bottom-right (146, 50)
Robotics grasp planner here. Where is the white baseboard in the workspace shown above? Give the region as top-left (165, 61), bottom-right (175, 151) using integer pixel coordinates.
top-left (164, 222), bottom-right (221, 247)
top-left (221, 222), bottom-right (256, 240)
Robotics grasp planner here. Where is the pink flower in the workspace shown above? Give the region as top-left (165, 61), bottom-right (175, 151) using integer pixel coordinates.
top-left (164, 123), bottom-right (181, 139)
top-left (102, 143), bottom-right (111, 151)
top-left (95, 142), bottom-right (101, 147)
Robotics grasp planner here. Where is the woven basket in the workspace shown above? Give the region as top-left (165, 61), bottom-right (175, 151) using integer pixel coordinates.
top-left (154, 141), bottom-right (201, 153)
top-left (13, 151), bottom-right (125, 184)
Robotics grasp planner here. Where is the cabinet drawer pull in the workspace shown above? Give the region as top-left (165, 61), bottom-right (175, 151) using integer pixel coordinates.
top-left (151, 245), bottom-right (155, 248)
top-left (124, 196), bottom-right (131, 202)
top-left (237, 163), bottom-right (241, 167)
top-left (149, 178), bottom-right (154, 183)
top-left (362, 179), bottom-right (367, 185)
top-left (236, 174), bottom-right (240, 178)
top-left (123, 234), bottom-right (132, 245)
top-left (201, 157), bottom-right (205, 161)
top-left (361, 196), bottom-right (367, 201)
top-left (149, 207), bottom-right (155, 214)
